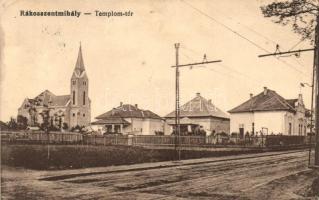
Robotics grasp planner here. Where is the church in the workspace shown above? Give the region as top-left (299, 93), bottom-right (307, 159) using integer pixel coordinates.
top-left (17, 45), bottom-right (91, 130)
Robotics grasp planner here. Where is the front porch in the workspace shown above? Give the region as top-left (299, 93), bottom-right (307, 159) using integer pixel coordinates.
top-left (91, 118), bottom-right (130, 134)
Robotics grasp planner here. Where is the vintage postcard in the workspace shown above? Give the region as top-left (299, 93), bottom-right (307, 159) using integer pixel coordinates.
top-left (0, 0), bottom-right (318, 199)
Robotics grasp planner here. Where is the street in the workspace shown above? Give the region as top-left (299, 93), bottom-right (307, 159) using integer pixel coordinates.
top-left (2, 150), bottom-right (318, 200)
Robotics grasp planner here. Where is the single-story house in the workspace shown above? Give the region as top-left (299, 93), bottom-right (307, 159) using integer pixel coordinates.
top-left (228, 87), bottom-right (308, 136)
top-left (92, 103), bottom-right (164, 135)
top-left (164, 93), bottom-right (230, 135)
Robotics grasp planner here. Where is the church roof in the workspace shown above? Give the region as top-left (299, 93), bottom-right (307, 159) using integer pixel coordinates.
top-left (96, 104), bottom-right (162, 120)
top-left (228, 88), bottom-right (296, 113)
top-left (28, 90), bottom-right (70, 107)
top-left (165, 93), bottom-right (230, 119)
top-left (50, 95), bottom-right (70, 107)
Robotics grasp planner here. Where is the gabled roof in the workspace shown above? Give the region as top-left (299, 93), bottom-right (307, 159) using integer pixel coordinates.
top-left (26, 90), bottom-right (70, 107)
top-left (228, 88), bottom-right (296, 113)
top-left (34, 90), bottom-right (56, 106)
top-left (165, 93), bottom-right (230, 119)
top-left (96, 104), bottom-right (162, 120)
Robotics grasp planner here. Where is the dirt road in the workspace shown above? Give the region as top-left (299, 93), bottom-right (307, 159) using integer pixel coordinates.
top-left (2, 150), bottom-right (318, 200)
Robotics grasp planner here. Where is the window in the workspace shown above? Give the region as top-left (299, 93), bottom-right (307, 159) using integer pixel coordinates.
top-left (73, 91), bottom-right (75, 105)
top-left (83, 113), bottom-right (85, 117)
top-left (83, 81), bottom-right (86, 85)
top-left (83, 91), bottom-right (86, 105)
top-left (288, 123), bottom-right (292, 135)
top-left (72, 80), bottom-right (76, 85)
top-left (72, 113), bottom-right (75, 117)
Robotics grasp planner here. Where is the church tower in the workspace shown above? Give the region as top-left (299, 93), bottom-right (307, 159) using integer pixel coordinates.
top-left (69, 44), bottom-right (91, 128)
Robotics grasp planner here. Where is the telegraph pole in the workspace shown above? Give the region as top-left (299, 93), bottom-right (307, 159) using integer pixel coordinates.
top-left (175, 43), bottom-right (180, 157)
top-left (258, 15), bottom-right (319, 166)
top-left (172, 43), bottom-right (222, 160)
top-left (315, 15), bottom-right (319, 165)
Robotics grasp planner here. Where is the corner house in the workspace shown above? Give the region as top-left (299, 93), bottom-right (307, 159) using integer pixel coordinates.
top-left (92, 103), bottom-right (164, 135)
top-left (164, 93), bottom-right (230, 135)
top-left (228, 87), bottom-right (309, 136)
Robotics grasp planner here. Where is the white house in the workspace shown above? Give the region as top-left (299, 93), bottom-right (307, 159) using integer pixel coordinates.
top-left (228, 87), bottom-right (308, 136)
top-left (164, 93), bottom-right (230, 135)
top-left (92, 103), bottom-right (164, 135)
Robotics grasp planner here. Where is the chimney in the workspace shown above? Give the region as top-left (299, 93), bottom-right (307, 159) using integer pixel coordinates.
top-left (250, 93), bottom-right (253, 99)
top-left (196, 92), bottom-right (200, 97)
top-left (135, 104), bottom-right (138, 108)
top-left (120, 102), bottom-right (123, 106)
top-left (208, 99), bottom-right (212, 104)
top-left (298, 93), bottom-right (303, 104)
top-left (263, 87), bottom-right (268, 95)
top-left (112, 108), bottom-right (115, 115)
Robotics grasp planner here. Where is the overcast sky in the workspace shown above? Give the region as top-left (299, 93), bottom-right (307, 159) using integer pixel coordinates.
top-left (0, 0), bottom-right (315, 122)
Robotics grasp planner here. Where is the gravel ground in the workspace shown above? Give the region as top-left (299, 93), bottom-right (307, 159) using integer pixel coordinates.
top-left (1, 150), bottom-right (318, 200)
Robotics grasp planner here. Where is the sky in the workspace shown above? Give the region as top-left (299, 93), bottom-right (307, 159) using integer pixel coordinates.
top-left (0, 0), bottom-right (315, 122)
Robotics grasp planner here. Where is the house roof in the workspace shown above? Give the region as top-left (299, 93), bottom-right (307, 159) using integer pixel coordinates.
top-left (228, 88), bottom-right (296, 113)
top-left (91, 118), bottom-right (130, 125)
top-left (95, 104), bottom-right (162, 120)
top-left (286, 99), bottom-right (298, 109)
top-left (165, 93), bottom-right (230, 119)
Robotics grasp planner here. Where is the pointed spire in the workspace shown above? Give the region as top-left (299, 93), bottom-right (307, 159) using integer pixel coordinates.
top-left (74, 42), bottom-right (85, 75)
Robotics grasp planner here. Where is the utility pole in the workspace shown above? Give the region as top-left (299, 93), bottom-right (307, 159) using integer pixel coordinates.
top-left (315, 15), bottom-right (319, 165)
top-left (172, 43), bottom-right (222, 160)
top-left (257, 15), bottom-right (319, 166)
top-left (175, 43), bottom-right (180, 156)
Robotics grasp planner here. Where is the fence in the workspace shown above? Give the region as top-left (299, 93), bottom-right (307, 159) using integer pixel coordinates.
top-left (1, 131), bottom-right (83, 144)
top-left (0, 131), bottom-right (312, 148)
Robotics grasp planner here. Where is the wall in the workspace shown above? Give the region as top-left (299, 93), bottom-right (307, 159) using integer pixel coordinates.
top-left (145, 119), bottom-right (164, 135)
top-left (254, 111), bottom-right (285, 134)
top-left (230, 111), bottom-right (298, 135)
top-left (230, 112), bottom-right (254, 134)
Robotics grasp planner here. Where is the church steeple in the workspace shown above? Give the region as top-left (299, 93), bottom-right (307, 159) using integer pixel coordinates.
top-left (69, 43), bottom-right (90, 128)
top-left (74, 43), bottom-right (85, 76)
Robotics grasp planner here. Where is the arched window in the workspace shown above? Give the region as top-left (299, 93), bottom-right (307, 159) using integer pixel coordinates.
top-left (83, 91), bottom-right (86, 105)
top-left (73, 91), bottom-right (75, 105)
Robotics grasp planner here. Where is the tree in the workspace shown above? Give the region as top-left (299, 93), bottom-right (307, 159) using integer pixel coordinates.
top-left (62, 122), bottom-right (68, 130)
top-left (7, 117), bottom-right (18, 130)
top-left (17, 115), bottom-right (28, 130)
top-left (261, 0), bottom-right (318, 43)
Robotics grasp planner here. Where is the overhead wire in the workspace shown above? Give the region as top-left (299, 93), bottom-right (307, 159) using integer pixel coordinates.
top-left (181, 0), bottom-right (311, 77)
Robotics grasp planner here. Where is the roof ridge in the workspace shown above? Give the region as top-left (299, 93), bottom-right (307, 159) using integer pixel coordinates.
top-left (270, 91), bottom-right (295, 111)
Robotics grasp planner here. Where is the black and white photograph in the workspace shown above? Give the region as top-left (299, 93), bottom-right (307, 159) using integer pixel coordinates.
top-left (0, 0), bottom-right (319, 199)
